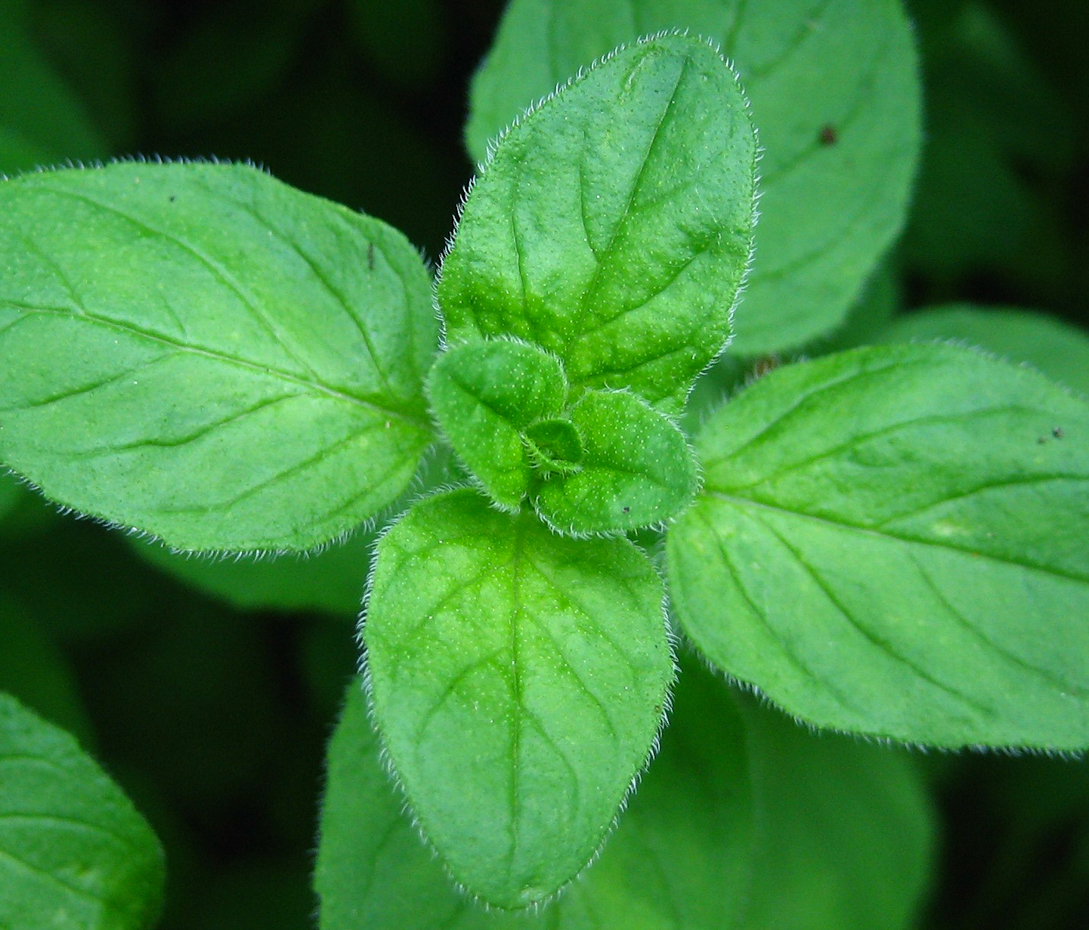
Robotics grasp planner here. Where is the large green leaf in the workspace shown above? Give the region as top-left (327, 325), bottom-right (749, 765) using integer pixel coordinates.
top-left (442, 34), bottom-right (756, 413)
top-left (736, 691), bottom-right (934, 930)
top-left (466, 0), bottom-right (920, 355)
top-left (879, 304), bottom-right (1089, 397)
top-left (316, 662), bottom-right (752, 929)
top-left (364, 489), bottom-right (673, 908)
top-left (0, 162), bottom-right (437, 551)
top-left (0, 692), bottom-right (165, 929)
top-left (667, 344), bottom-right (1089, 749)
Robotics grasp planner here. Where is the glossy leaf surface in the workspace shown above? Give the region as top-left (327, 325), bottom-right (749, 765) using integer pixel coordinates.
top-left (364, 490), bottom-right (672, 907)
top-left (466, 0), bottom-right (920, 354)
top-left (443, 34), bottom-right (756, 412)
top-left (668, 344), bottom-right (1089, 748)
top-left (0, 162), bottom-right (436, 550)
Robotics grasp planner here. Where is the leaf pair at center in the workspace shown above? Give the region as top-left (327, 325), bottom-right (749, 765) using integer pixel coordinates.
top-left (428, 338), bottom-right (697, 534)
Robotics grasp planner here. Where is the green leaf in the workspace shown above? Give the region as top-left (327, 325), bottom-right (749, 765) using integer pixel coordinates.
top-left (130, 527), bottom-right (377, 616)
top-left (0, 162), bottom-right (437, 551)
top-left (667, 344), bottom-right (1089, 749)
top-left (442, 34), bottom-right (756, 413)
top-left (427, 338), bottom-right (568, 508)
top-left (465, 0), bottom-right (920, 355)
top-left (0, 692), bottom-right (165, 929)
top-left (364, 489), bottom-right (673, 908)
top-left (879, 304), bottom-right (1089, 397)
top-left (316, 662), bottom-right (752, 929)
top-left (736, 692), bottom-right (934, 930)
top-left (532, 390), bottom-right (698, 534)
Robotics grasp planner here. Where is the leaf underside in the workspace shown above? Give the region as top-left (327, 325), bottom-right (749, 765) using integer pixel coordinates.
top-left (668, 344), bottom-right (1089, 749)
top-left (364, 489), bottom-right (673, 908)
top-left (0, 162), bottom-right (437, 551)
top-left (465, 0), bottom-right (920, 354)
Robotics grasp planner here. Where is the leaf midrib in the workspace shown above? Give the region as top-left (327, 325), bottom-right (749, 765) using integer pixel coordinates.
top-left (1, 299), bottom-right (431, 431)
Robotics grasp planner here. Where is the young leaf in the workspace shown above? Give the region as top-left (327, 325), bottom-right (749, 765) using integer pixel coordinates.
top-left (0, 162), bottom-right (437, 551)
top-left (667, 344), bottom-right (1089, 749)
top-left (465, 0), bottom-right (920, 355)
top-left (879, 304), bottom-right (1089, 396)
top-left (364, 489), bottom-right (673, 908)
top-left (523, 419), bottom-right (583, 475)
top-left (532, 390), bottom-right (698, 535)
top-left (426, 338), bottom-right (568, 508)
top-left (736, 692), bottom-right (934, 930)
top-left (316, 663), bottom-right (752, 929)
top-left (441, 34), bottom-right (756, 413)
top-left (0, 692), bottom-right (165, 930)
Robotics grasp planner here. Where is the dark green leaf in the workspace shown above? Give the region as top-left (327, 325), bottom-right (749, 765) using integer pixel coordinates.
top-left (0, 692), bottom-right (165, 929)
top-left (668, 344), bottom-right (1089, 749)
top-left (364, 489), bottom-right (672, 907)
top-left (0, 162), bottom-right (437, 551)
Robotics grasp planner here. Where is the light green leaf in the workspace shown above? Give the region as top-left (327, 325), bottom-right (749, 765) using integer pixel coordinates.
top-left (466, 0), bottom-right (920, 355)
top-left (442, 34), bottom-right (756, 413)
top-left (524, 419), bottom-right (583, 475)
top-left (879, 304), bottom-right (1089, 397)
top-left (130, 527), bottom-right (376, 616)
top-left (0, 692), bottom-right (165, 929)
top-left (316, 661), bottom-right (752, 929)
top-left (427, 338), bottom-right (569, 508)
top-left (0, 162), bottom-right (437, 551)
top-left (737, 691), bottom-right (934, 930)
top-left (532, 390), bottom-right (698, 534)
top-left (364, 489), bottom-right (673, 908)
top-left (667, 344), bottom-right (1089, 749)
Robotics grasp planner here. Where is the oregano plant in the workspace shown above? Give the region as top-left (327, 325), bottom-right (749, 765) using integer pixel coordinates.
top-left (1, 0), bottom-right (1087, 926)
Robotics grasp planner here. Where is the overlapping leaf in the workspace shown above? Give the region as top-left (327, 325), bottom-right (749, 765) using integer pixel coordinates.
top-left (316, 662), bottom-right (752, 929)
top-left (0, 693), bottom-right (165, 929)
top-left (364, 490), bottom-right (673, 907)
top-left (466, 0), bottom-right (920, 354)
top-left (668, 344), bottom-right (1089, 748)
top-left (442, 34), bottom-right (756, 412)
top-left (0, 162), bottom-right (437, 550)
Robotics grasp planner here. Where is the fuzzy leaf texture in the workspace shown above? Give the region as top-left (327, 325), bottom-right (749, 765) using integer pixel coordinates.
top-left (316, 663), bottom-right (752, 929)
top-left (363, 490), bottom-right (673, 908)
top-left (0, 162), bottom-right (437, 551)
top-left (466, 0), bottom-right (920, 355)
top-left (0, 692), bottom-right (165, 930)
top-left (426, 338), bottom-right (569, 509)
top-left (440, 34), bottom-right (756, 414)
top-left (532, 389), bottom-right (698, 534)
top-left (668, 344), bottom-right (1089, 749)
